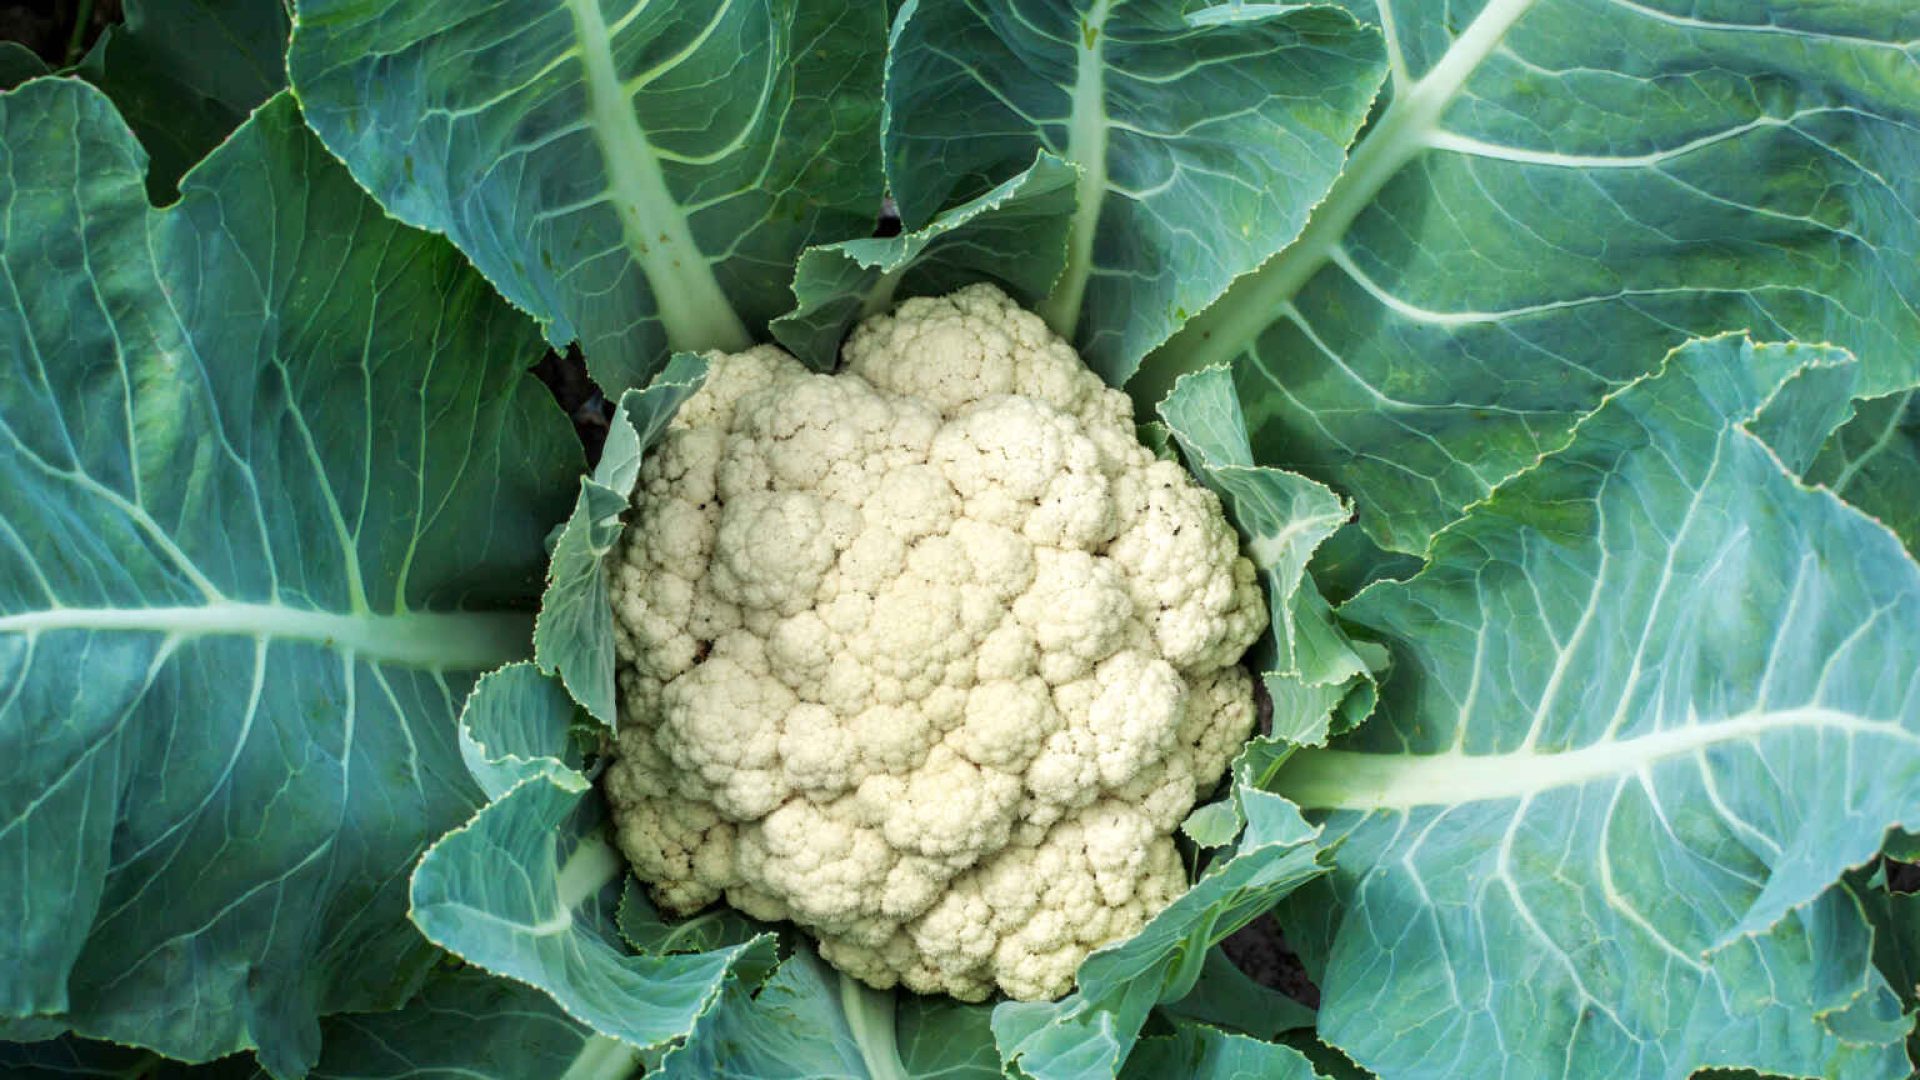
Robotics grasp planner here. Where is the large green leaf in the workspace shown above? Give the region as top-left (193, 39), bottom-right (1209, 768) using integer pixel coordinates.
top-left (1136, 0), bottom-right (1920, 554)
top-left (884, 0), bottom-right (1386, 383)
top-left (1809, 388), bottom-right (1920, 558)
top-left (0, 1037), bottom-right (236, 1078)
top-left (80, 0), bottom-right (291, 201)
top-left (0, 82), bottom-right (578, 1075)
top-left (288, 0), bottom-right (886, 392)
top-left (302, 968), bottom-right (633, 1080)
top-left (0, 969), bottom-right (634, 1079)
top-left (1272, 337), bottom-right (1920, 1077)
top-left (770, 151), bottom-right (1077, 369)
top-left (409, 663), bottom-right (774, 1056)
top-left (0, 43), bottom-right (47, 90)
top-left (534, 360), bottom-right (708, 724)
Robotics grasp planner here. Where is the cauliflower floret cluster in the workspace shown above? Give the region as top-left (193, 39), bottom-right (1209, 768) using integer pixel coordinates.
top-left (605, 284), bottom-right (1263, 1002)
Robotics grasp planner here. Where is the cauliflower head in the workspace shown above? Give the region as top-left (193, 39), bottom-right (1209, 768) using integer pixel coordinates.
top-left (605, 284), bottom-right (1263, 1002)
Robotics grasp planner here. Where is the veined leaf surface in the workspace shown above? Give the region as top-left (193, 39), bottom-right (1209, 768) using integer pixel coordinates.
top-left (1274, 337), bottom-right (1920, 1078)
top-left (885, 0), bottom-right (1386, 383)
top-left (409, 664), bottom-right (774, 1055)
top-left (771, 152), bottom-right (1077, 370)
top-left (1809, 388), bottom-right (1920, 558)
top-left (0, 82), bottom-right (578, 1075)
top-left (289, 0), bottom-right (886, 392)
top-left (80, 0), bottom-right (291, 200)
top-left (301, 968), bottom-right (625, 1080)
top-left (1137, 0), bottom-right (1920, 553)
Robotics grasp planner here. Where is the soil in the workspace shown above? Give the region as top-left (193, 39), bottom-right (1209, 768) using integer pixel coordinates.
top-left (1, 0), bottom-right (117, 66)
top-left (1223, 912), bottom-right (1322, 1008)
top-left (531, 346), bottom-right (613, 466)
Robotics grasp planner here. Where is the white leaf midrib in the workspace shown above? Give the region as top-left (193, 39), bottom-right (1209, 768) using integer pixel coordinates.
top-left (562, 0), bottom-right (751, 353)
top-left (0, 602), bottom-right (532, 671)
top-left (1147, 0), bottom-right (1538, 383)
top-left (1038, 0), bottom-right (1114, 338)
top-left (1278, 705), bottom-right (1918, 810)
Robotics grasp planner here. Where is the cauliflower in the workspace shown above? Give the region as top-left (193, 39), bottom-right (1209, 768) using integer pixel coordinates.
top-left (605, 284), bottom-right (1263, 1002)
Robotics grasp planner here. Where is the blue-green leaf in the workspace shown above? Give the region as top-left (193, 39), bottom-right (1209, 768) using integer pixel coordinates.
top-left (1138, 0), bottom-right (1920, 554)
top-left (288, 0), bottom-right (887, 391)
top-left (656, 949), bottom-right (1003, 1080)
top-left (885, 0), bottom-right (1386, 383)
top-left (1809, 387), bottom-right (1920, 558)
top-left (534, 358), bottom-right (708, 724)
top-left (79, 0), bottom-right (290, 200)
top-left (1274, 337), bottom-right (1919, 1078)
top-left (771, 152), bottom-right (1078, 369)
top-left (1120, 1021), bottom-right (1326, 1080)
top-left (0, 43), bottom-right (47, 90)
top-left (0, 82), bottom-right (578, 1076)
top-left (304, 968), bottom-right (631, 1080)
top-left (615, 879), bottom-right (763, 957)
top-left (1154, 947), bottom-right (1317, 1041)
top-left (410, 665), bottom-right (774, 1055)
top-left (1160, 366), bottom-right (1372, 745)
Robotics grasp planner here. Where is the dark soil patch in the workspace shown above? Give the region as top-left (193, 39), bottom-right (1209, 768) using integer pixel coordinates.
top-left (1, 0), bottom-right (119, 66)
top-left (1222, 913), bottom-right (1321, 1009)
top-left (531, 345), bottom-right (612, 466)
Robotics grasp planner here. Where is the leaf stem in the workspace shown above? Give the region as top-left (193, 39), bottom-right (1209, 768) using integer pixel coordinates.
top-left (557, 1035), bottom-right (645, 1080)
top-left (556, 832), bottom-right (625, 911)
top-left (839, 970), bottom-right (909, 1080)
top-left (1038, 0), bottom-right (1113, 339)
top-left (1128, 0), bottom-right (1539, 409)
top-left (64, 0), bottom-right (94, 67)
top-left (561, 0), bottom-right (751, 354)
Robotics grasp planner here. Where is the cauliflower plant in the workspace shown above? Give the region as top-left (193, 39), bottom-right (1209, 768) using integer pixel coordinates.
top-left (605, 284), bottom-right (1264, 1002)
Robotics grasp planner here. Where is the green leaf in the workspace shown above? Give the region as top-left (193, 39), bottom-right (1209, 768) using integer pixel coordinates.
top-left (1180, 800), bottom-right (1244, 849)
top-left (1853, 868), bottom-right (1920, 1066)
top-left (410, 665), bottom-right (775, 1055)
top-left (1137, 0), bottom-right (1920, 553)
top-left (1160, 366), bottom-right (1371, 746)
top-left (992, 783), bottom-right (1327, 1079)
top-left (615, 879), bottom-right (763, 957)
top-left (885, 0), bottom-right (1386, 383)
top-left (1305, 520), bottom-right (1423, 607)
top-left (1887, 830), bottom-right (1920, 863)
top-left (895, 995), bottom-right (1006, 1080)
top-left (288, 0), bottom-right (887, 391)
top-left (1808, 388), bottom-right (1920, 558)
top-left (459, 663), bottom-right (590, 800)
top-left (534, 358), bottom-right (708, 724)
top-left (1154, 948), bottom-right (1317, 1041)
top-left (304, 968), bottom-right (634, 1080)
top-left (0, 83), bottom-right (577, 1075)
top-left (655, 950), bottom-right (1003, 1080)
top-left (1273, 337), bottom-right (1920, 1078)
top-left (1120, 1021), bottom-right (1325, 1080)
top-left (770, 151), bottom-right (1078, 369)
top-left (79, 0), bottom-right (290, 201)
top-left (0, 43), bottom-right (47, 90)
top-left (0, 1037), bottom-right (229, 1077)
